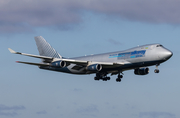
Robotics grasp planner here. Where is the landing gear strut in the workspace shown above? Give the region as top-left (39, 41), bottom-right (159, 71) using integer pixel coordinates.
top-left (94, 73), bottom-right (110, 81)
top-left (116, 72), bottom-right (123, 82)
top-left (154, 64), bottom-right (160, 73)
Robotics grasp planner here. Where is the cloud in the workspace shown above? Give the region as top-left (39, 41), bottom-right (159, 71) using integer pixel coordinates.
top-left (0, 104), bottom-right (25, 111)
top-left (139, 112), bottom-right (176, 118)
top-left (0, 112), bottom-right (18, 117)
top-left (36, 110), bottom-right (47, 115)
top-left (0, 104), bottom-right (25, 117)
top-left (76, 105), bottom-right (99, 113)
top-left (1, 0), bottom-right (180, 32)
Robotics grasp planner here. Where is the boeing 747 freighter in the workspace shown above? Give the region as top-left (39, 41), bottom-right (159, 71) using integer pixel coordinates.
top-left (8, 36), bottom-right (173, 82)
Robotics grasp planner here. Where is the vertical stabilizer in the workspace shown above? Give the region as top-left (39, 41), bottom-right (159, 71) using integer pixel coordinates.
top-left (34, 36), bottom-right (62, 58)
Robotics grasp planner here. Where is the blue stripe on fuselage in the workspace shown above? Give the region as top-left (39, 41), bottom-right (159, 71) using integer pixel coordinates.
top-left (109, 50), bottom-right (146, 59)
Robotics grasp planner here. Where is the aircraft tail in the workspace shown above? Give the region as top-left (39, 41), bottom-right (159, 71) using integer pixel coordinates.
top-left (34, 36), bottom-right (62, 59)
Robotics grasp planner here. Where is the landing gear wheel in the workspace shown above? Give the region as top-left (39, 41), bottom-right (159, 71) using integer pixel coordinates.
top-left (116, 78), bottom-right (121, 82)
top-left (103, 79), bottom-right (107, 81)
top-left (118, 75), bottom-right (123, 78)
top-left (154, 69), bottom-right (159, 73)
top-left (154, 64), bottom-right (160, 73)
top-left (106, 77), bottom-right (110, 80)
top-left (116, 71), bottom-right (123, 82)
top-left (94, 77), bottom-right (99, 80)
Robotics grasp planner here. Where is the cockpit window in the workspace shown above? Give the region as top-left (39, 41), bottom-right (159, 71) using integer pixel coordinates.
top-left (156, 45), bottom-right (163, 47)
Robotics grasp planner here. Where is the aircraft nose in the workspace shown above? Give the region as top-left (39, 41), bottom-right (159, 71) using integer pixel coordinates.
top-left (168, 50), bottom-right (173, 57)
top-left (162, 49), bottom-right (173, 60)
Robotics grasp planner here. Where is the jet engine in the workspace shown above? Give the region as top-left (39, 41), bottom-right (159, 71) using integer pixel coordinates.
top-left (51, 61), bottom-right (66, 68)
top-left (86, 64), bottom-right (102, 71)
top-left (134, 68), bottom-right (149, 75)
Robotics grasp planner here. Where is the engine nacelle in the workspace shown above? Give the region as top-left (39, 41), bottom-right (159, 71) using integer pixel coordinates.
top-left (51, 61), bottom-right (66, 68)
top-left (134, 68), bottom-right (149, 75)
top-left (86, 64), bottom-right (102, 71)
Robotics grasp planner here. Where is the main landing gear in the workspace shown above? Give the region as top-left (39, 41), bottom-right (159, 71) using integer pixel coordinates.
top-left (94, 71), bottom-right (124, 82)
top-left (116, 72), bottom-right (123, 82)
top-left (154, 64), bottom-right (160, 73)
top-left (94, 73), bottom-right (111, 81)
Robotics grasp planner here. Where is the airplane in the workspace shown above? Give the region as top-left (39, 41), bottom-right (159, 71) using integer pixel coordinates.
top-left (8, 36), bottom-right (173, 82)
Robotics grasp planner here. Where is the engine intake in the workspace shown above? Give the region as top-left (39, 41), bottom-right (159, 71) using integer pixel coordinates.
top-left (51, 61), bottom-right (66, 68)
top-left (134, 68), bottom-right (149, 75)
top-left (87, 64), bottom-right (102, 71)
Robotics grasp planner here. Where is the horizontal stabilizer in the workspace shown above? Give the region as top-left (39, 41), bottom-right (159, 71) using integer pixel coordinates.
top-left (16, 61), bottom-right (50, 66)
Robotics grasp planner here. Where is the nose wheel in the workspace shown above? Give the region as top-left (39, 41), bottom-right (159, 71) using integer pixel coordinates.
top-left (154, 69), bottom-right (159, 73)
top-left (154, 64), bottom-right (160, 73)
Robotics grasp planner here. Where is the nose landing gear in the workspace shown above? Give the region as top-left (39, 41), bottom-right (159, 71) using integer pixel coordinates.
top-left (154, 69), bottom-right (159, 73)
top-left (154, 64), bottom-right (160, 73)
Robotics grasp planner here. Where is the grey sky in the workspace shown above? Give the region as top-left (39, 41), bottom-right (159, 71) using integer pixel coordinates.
top-left (0, 104), bottom-right (25, 117)
top-left (139, 112), bottom-right (176, 118)
top-left (1, 0), bottom-right (180, 32)
top-left (1, 1), bottom-right (179, 118)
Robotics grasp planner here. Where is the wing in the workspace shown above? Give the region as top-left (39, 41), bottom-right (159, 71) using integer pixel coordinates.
top-left (58, 59), bottom-right (124, 70)
top-left (8, 48), bottom-right (53, 60)
top-left (8, 48), bottom-right (88, 65)
top-left (8, 48), bottom-right (124, 69)
top-left (59, 59), bottom-right (124, 66)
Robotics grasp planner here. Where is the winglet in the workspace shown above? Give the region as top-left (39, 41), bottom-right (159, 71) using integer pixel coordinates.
top-left (8, 48), bottom-right (17, 54)
top-left (8, 48), bottom-right (21, 54)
